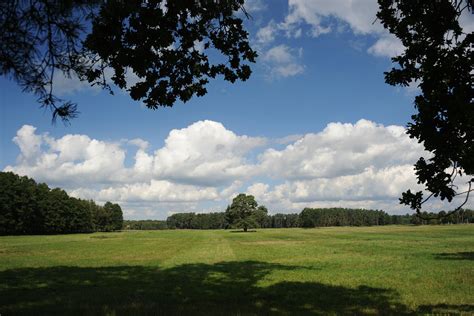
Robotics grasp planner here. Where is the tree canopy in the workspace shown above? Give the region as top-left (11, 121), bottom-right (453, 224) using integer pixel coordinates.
top-left (377, 0), bottom-right (473, 215)
top-left (225, 193), bottom-right (261, 232)
top-left (0, 0), bottom-right (256, 122)
top-left (0, 171), bottom-right (123, 235)
top-left (2, 1), bottom-right (472, 217)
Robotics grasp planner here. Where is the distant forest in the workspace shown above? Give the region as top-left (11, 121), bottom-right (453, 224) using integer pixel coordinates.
top-left (126, 208), bottom-right (474, 231)
top-left (1, 172), bottom-right (473, 235)
top-left (0, 172), bottom-right (123, 235)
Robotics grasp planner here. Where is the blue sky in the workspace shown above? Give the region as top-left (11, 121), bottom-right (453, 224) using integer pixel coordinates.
top-left (4, 0), bottom-right (467, 219)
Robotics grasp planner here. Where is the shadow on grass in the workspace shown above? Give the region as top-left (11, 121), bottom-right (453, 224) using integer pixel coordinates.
top-left (417, 304), bottom-right (474, 314)
top-left (434, 252), bottom-right (474, 261)
top-left (0, 261), bottom-right (471, 315)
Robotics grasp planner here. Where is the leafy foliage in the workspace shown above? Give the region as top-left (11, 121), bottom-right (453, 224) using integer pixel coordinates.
top-left (0, 0), bottom-right (97, 123)
top-left (167, 212), bottom-right (227, 229)
top-left (225, 193), bottom-right (260, 231)
top-left (377, 0), bottom-right (474, 213)
top-left (0, 172), bottom-right (123, 235)
top-left (104, 201), bottom-right (124, 231)
top-left (85, 0), bottom-right (257, 109)
top-left (0, 0), bottom-right (256, 122)
top-left (299, 208), bottom-right (392, 227)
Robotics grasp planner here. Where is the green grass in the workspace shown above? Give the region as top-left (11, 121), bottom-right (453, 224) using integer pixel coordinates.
top-left (1, 225), bottom-right (473, 315)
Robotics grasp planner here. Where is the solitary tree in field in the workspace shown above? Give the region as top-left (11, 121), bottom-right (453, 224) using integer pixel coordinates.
top-left (225, 193), bottom-right (260, 232)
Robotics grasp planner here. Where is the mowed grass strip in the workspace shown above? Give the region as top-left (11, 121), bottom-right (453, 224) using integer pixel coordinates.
top-left (0, 225), bottom-right (473, 315)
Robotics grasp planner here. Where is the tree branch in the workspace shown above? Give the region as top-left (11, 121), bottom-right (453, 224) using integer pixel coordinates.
top-left (416, 181), bottom-right (472, 220)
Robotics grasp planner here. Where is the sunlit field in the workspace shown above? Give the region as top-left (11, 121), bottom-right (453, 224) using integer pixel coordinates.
top-left (1, 225), bottom-right (473, 315)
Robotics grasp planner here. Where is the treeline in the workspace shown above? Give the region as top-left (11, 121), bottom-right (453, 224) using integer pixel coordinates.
top-left (299, 208), bottom-right (392, 227)
top-left (165, 212), bottom-right (301, 230)
top-left (258, 213), bottom-right (300, 228)
top-left (165, 212), bottom-right (300, 230)
top-left (410, 210), bottom-right (474, 225)
top-left (129, 208), bottom-right (474, 230)
top-left (0, 172), bottom-right (123, 235)
top-left (4, 171), bottom-right (471, 234)
top-left (297, 208), bottom-right (473, 227)
top-left (164, 208), bottom-right (394, 230)
top-left (123, 220), bottom-right (167, 230)
top-left (166, 212), bottom-right (227, 229)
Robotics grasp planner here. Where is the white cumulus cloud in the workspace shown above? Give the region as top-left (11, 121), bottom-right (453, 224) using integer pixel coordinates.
top-left (262, 45), bottom-right (305, 79)
top-left (151, 120), bottom-right (265, 186)
top-left (367, 34), bottom-right (404, 58)
top-left (258, 119), bottom-right (424, 180)
top-left (283, 0), bottom-right (383, 36)
top-left (253, 0), bottom-right (405, 59)
top-left (7, 126), bottom-right (126, 185)
top-left (4, 119), bottom-right (447, 217)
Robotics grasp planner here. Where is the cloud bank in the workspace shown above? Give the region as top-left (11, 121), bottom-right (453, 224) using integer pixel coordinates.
top-left (6, 119), bottom-right (455, 219)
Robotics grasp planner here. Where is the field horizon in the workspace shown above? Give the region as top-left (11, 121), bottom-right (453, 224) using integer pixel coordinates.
top-left (1, 225), bottom-right (473, 315)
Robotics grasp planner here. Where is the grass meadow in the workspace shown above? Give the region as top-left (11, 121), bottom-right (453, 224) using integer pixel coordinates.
top-left (0, 225), bottom-right (473, 315)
